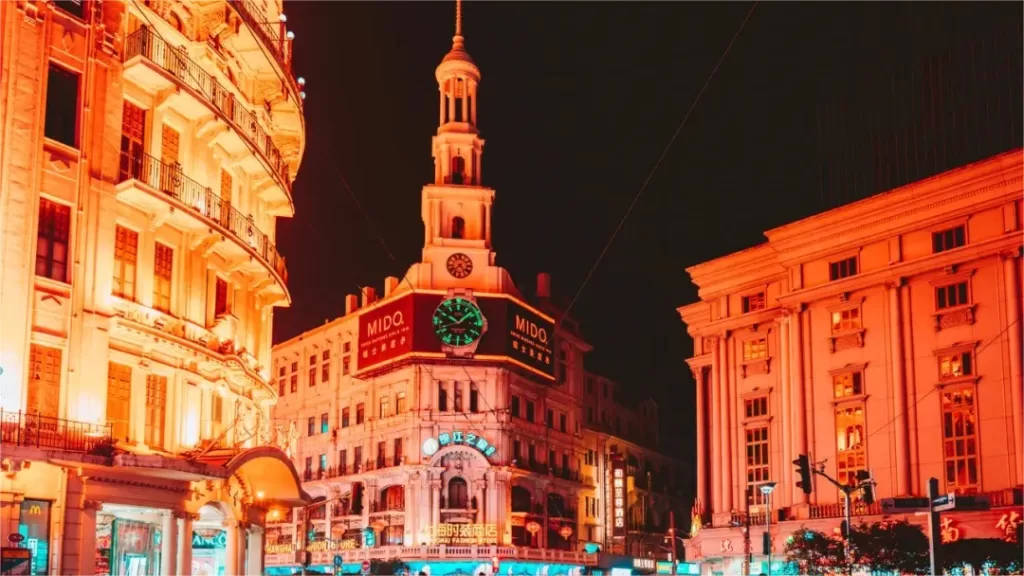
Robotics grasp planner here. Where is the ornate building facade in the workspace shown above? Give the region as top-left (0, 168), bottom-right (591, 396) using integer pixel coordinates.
top-left (0, 0), bottom-right (307, 574)
top-left (678, 150), bottom-right (1023, 574)
top-left (263, 5), bottom-right (686, 573)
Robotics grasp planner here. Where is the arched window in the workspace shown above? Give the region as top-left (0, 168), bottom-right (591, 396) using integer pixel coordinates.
top-left (168, 12), bottom-right (184, 33)
top-left (511, 486), bottom-right (532, 513)
top-left (451, 216), bottom-right (465, 239)
top-left (379, 485), bottom-right (404, 512)
top-left (447, 477), bottom-right (469, 509)
top-left (451, 156), bottom-right (466, 184)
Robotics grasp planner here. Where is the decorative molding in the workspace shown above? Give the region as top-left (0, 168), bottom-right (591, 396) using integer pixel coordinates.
top-left (828, 330), bottom-right (866, 353)
top-left (83, 499), bottom-right (103, 511)
top-left (928, 268), bottom-right (976, 286)
top-left (828, 362), bottom-right (868, 377)
top-left (933, 304), bottom-right (976, 331)
top-left (740, 358), bottom-right (771, 379)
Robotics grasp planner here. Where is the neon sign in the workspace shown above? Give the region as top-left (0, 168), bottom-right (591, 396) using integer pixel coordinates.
top-left (422, 431), bottom-right (496, 458)
top-left (430, 523), bottom-right (498, 545)
top-left (192, 530), bottom-right (227, 549)
top-left (940, 517), bottom-right (961, 543)
top-left (611, 454), bottom-right (626, 537)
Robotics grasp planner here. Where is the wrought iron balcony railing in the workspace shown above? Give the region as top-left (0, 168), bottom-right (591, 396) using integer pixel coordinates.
top-left (226, 0), bottom-right (296, 80)
top-left (0, 409), bottom-right (113, 453)
top-left (123, 27), bottom-right (291, 194)
top-left (119, 150), bottom-right (288, 286)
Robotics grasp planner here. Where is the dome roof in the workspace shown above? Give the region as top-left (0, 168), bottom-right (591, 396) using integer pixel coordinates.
top-left (442, 35), bottom-right (476, 65)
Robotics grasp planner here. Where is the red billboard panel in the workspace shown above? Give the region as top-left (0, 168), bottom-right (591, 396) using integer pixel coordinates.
top-left (356, 295), bottom-right (415, 371)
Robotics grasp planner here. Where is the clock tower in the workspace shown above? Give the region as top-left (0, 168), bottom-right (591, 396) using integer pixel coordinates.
top-left (401, 0), bottom-right (519, 296)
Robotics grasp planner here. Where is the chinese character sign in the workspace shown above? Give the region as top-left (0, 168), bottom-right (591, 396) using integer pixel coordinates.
top-left (611, 454), bottom-right (626, 538)
top-left (430, 524), bottom-right (499, 545)
top-left (940, 518), bottom-right (961, 544)
top-left (996, 511), bottom-right (1021, 542)
top-left (423, 430), bottom-right (496, 459)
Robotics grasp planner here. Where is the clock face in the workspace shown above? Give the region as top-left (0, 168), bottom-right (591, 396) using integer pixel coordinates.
top-left (446, 252), bottom-right (473, 278)
top-left (432, 297), bottom-right (485, 347)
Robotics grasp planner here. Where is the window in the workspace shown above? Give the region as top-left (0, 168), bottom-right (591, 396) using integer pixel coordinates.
top-left (120, 101), bottom-right (145, 181)
top-left (513, 440), bottom-right (521, 461)
top-left (511, 395), bottom-right (520, 418)
top-left (304, 457), bottom-right (312, 475)
top-left (278, 378), bottom-right (285, 396)
top-left (438, 383), bottom-right (448, 411)
top-left (936, 281), bottom-right (969, 310)
top-left (342, 357), bottom-right (351, 376)
top-left (319, 453), bottom-right (328, 472)
top-left (356, 403), bottom-right (365, 425)
top-left (833, 372), bottom-right (863, 398)
top-left (380, 396), bottom-right (390, 419)
top-left (161, 124), bottom-right (180, 166)
top-left (45, 64), bottom-right (79, 147)
top-left (320, 413), bottom-right (329, 434)
top-left (526, 400), bottom-right (535, 422)
top-left (393, 438), bottom-right (403, 466)
top-left (144, 374), bottom-right (167, 448)
top-left (469, 386), bottom-right (478, 413)
top-left (342, 407), bottom-right (350, 428)
top-left (933, 225), bottom-right (966, 253)
top-left (19, 498), bottom-right (53, 574)
top-left (742, 292), bottom-right (766, 313)
top-left (344, 341), bottom-right (351, 354)
top-left (214, 277), bottom-right (230, 316)
top-left (835, 404), bottom-right (866, 489)
top-left (353, 447), bottom-right (362, 470)
top-left (745, 426), bottom-right (770, 506)
top-left (54, 0), bottom-right (86, 18)
top-left (744, 396), bottom-right (768, 419)
top-left (548, 449), bottom-right (556, 468)
top-left (742, 337), bottom-right (767, 361)
top-left (452, 216), bottom-right (465, 239)
top-left (107, 362), bottom-right (132, 442)
top-left (546, 409), bottom-right (554, 428)
top-left (36, 198), bottom-right (73, 283)
top-left (396, 391), bottom-right (407, 414)
top-left (447, 478), bottom-right (468, 508)
top-left (454, 383), bottom-right (463, 412)
top-left (322, 358), bottom-right (330, 384)
top-left (831, 307), bottom-right (860, 333)
top-left (307, 417), bottom-right (315, 436)
top-left (290, 373), bottom-right (297, 393)
top-left (586, 406), bottom-right (593, 423)
top-left (153, 243), bottom-right (173, 313)
top-left (377, 441), bottom-right (386, 468)
top-left (528, 443), bottom-right (536, 463)
top-left (939, 351), bottom-right (973, 380)
top-left (112, 225), bottom-right (138, 299)
top-left (829, 256), bottom-right (858, 281)
top-left (941, 387), bottom-right (979, 493)
top-left (308, 367), bottom-right (316, 387)
top-left (560, 413), bottom-right (567, 433)
top-left (338, 449), bottom-right (347, 473)
top-left (309, 354), bottom-right (317, 367)
top-left (27, 344), bottom-right (62, 420)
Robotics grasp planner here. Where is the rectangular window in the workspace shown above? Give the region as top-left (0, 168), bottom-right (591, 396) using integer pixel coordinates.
top-left (562, 453), bottom-right (569, 472)
top-left (396, 391), bottom-right (407, 414)
top-left (394, 438), bottom-right (403, 466)
top-left (45, 64), bottom-right (79, 147)
top-left (309, 354), bottom-right (317, 367)
top-left (112, 225), bottom-right (138, 300)
top-left (342, 407), bottom-right (350, 428)
top-left (833, 372), bottom-right (863, 398)
top-left (526, 400), bottom-right (535, 423)
top-left (119, 100), bottom-right (145, 181)
top-left (939, 351), bottom-right (973, 380)
top-left (307, 417), bottom-right (315, 437)
top-left (560, 413), bottom-right (567, 433)
top-left (511, 395), bottom-right (520, 418)
top-left (933, 225), bottom-right (966, 253)
top-left (742, 337), bottom-right (767, 361)
top-left (377, 441), bottom-right (386, 468)
top-left (304, 457), bottom-right (312, 474)
top-left (153, 243), bottom-right (173, 313)
top-left (354, 446), bottom-right (362, 470)
top-left (941, 387), bottom-right (979, 493)
top-left (745, 426), bottom-right (770, 506)
top-left (356, 403), bottom-right (365, 425)
top-left (438, 383), bottom-right (448, 412)
top-left (290, 374), bottom-right (297, 393)
top-left (343, 341), bottom-right (351, 354)
top-left (26, 344), bottom-right (62, 420)
top-left (829, 256), bottom-right (858, 281)
top-left (144, 374), bottom-right (167, 449)
top-left (339, 449), bottom-right (347, 474)
top-left (54, 0), bottom-right (86, 18)
top-left (831, 307), bottom-right (860, 333)
top-left (107, 362), bottom-right (132, 442)
top-left (36, 198), bottom-right (71, 283)
top-left (936, 281), bottom-right (969, 310)
top-left (320, 413), bottom-right (329, 434)
top-left (528, 444), bottom-right (535, 464)
top-left (513, 440), bottom-right (521, 460)
top-left (744, 396), bottom-right (768, 419)
top-left (319, 453), bottom-right (327, 471)
top-left (469, 386), bottom-right (479, 413)
top-left (160, 124), bottom-right (180, 166)
top-left (214, 277), bottom-right (230, 316)
top-left (322, 360), bottom-right (330, 384)
top-left (742, 292), bottom-right (766, 313)
top-left (380, 396), bottom-right (390, 419)
top-left (342, 356), bottom-right (351, 375)
top-left (835, 404), bottom-right (866, 489)
top-left (549, 449), bottom-right (556, 468)
top-left (308, 367), bottom-right (316, 387)
top-left (546, 409), bottom-right (554, 428)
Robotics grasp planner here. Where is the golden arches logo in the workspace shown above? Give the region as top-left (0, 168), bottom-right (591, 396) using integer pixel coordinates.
top-left (27, 505), bottom-right (42, 515)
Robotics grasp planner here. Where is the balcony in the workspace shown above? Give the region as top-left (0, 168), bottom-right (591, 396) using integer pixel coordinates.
top-left (0, 410), bottom-right (113, 454)
top-left (225, 0), bottom-right (298, 93)
top-left (116, 151), bottom-right (288, 303)
top-left (122, 27), bottom-right (292, 209)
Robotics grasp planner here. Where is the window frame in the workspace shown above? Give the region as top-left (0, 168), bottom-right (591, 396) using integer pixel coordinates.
top-left (35, 197), bottom-right (73, 284)
top-left (44, 62), bottom-right (81, 148)
top-left (741, 291), bottom-right (767, 314)
top-left (834, 401), bottom-right (868, 492)
top-left (830, 365), bottom-right (868, 401)
top-left (940, 384), bottom-right (981, 494)
top-left (931, 222), bottom-right (968, 254)
top-left (112, 224), bottom-right (140, 300)
top-left (744, 424), bottom-right (771, 508)
top-left (828, 254), bottom-right (860, 282)
top-left (934, 341), bottom-right (981, 386)
top-left (153, 242), bottom-right (174, 313)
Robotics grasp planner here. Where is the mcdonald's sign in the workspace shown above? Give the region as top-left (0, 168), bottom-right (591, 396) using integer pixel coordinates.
top-left (26, 505), bottom-right (42, 516)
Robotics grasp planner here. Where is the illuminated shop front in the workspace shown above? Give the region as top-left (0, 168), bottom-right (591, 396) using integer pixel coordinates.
top-left (14, 499), bottom-right (52, 575)
top-left (95, 505), bottom-right (164, 576)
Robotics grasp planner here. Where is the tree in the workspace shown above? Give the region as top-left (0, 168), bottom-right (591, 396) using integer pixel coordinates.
top-left (943, 538), bottom-right (1024, 575)
top-left (783, 527), bottom-right (847, 575)
top-left (371, 558), bottom-right (410, 576)
top-left (849, 520), bottom-right (928, 574)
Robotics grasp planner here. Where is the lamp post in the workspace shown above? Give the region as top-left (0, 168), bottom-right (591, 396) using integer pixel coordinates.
top-left (759, 482), bottom-right (777, 576)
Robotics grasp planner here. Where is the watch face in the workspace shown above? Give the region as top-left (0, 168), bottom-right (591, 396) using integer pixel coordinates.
top-left (446, 253), bottom-right (473, 278)
top-left (432, 297), bottom-right (485, 347)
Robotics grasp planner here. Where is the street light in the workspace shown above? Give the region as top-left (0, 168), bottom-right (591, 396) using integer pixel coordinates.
top-left (759, 482), bottom-right (777, 576)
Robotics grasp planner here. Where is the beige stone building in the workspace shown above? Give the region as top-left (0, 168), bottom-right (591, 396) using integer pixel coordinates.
top-left (0, 0), bottom-right (307, 574)
top-left (678, 150), bottom-right (1023, 574)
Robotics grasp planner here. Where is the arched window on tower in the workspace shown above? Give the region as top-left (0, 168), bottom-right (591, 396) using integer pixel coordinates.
top-left (447, 477), bottom-right (469, 509)
top-left (451, 217), bottom-right (465, 239)
top-left (450, 156), bottom-right (466, 185)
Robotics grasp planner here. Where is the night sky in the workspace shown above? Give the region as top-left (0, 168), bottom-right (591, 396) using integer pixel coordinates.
top-left (273, 2), bottom-right (1022, 461)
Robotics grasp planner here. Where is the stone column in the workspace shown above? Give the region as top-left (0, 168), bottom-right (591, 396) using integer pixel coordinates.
top-left (447, 84), bottom-right (456, 126)
top-left (710, 337), bottom-right (723, 517)
top-left (474, 480), bottom-right (486, 523)
top-left (718, 333), bottom-right (733, 513)
top-left (431, 480), bottom-right (441, 528)
top-left (439, 86), bottom-right (446, 126)
top-left (888, 281), bottom-right (911, 495)
top-left (485, 469), bottom-right (497, 526)
top-left (1004, 252), bottom-right (1024, 485)
top-left (223, 518), bottom-right (239, 576)
top-left (460, 78), bottom-right (469, 122)
top-left (178, 514), bottom-right (194, 576)
top-left (161, 511), bottom-right (178, 576)
top-left (692, 363), bottom-right (707, 520)
top-left (790, 307), bottom-right (808, 505)
top-left (470, 82), bottom-right (478, 124)
top-left (778, 317), bottom-right (792, 507)
top-left (246, 525), bottom-right (264, 576)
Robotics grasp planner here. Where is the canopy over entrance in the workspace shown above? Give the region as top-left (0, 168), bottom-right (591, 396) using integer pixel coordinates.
top-left (218, 446), bottom-right (310, 506)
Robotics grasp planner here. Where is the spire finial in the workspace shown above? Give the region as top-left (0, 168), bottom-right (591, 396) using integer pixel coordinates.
top-left (455, 0), bottom-right (462, 36)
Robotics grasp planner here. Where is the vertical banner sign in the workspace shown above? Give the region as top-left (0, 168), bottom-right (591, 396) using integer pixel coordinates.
top-left (612, 454), bottom-right (626, 538)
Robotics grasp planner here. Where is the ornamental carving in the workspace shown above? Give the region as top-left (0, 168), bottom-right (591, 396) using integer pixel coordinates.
top-left (935, 306), bottom-right (976, 331)
top-left (828, 331), bottom-right (865, 353)
top-left (740, 359), bottom-right (770, 378)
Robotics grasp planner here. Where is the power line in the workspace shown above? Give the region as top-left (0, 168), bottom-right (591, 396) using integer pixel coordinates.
top-left (558, 1), bottom-right (759, 325)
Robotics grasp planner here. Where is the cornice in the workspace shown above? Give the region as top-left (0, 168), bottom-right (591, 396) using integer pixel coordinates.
top-left (689, 307), bottom-right (784, 338)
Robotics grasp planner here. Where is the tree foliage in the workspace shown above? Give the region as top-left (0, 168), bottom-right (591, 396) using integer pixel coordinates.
top-left (943, 537), bottom-right (1024, 575)
top-left (783, 527), bottom-right (846, 575)
top-left (849, 520), bottom-right (928, 574)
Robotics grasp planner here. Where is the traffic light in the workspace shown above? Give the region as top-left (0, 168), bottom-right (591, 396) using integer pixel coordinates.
top-left (856, 470), bottom-right (874, 505)
top-left (793, 454), bottom-right (813, 494)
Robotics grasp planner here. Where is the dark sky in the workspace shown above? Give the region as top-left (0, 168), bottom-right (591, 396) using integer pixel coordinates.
top-left (273, 1), bottom-right (1022, 459)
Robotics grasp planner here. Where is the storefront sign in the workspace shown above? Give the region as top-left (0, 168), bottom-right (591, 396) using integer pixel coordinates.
top-left (265, 543), bottom-right (293, 554)
top-left (422, 431), bottom-right (496, 458)
top-left (191, 530), bottom-right (227, 549)
top-left (1, 548), bottom-right (32, 575)
top-left (611, 455), bottom-right (626, 537)
top-left (358, 296), bottom-right (415, 371)
top-left (506, 300), bottom-right (555, 379)
top-left (430, 523), bottom-right (499, 545)
top-left (307, 538), bottom-right (360, 553)
top-left (633, 558), bottom-right (655, 571)
top-left (940, 518), bottom-right (961, 544)
top-left (996, 511), bottom-right (1021, 542)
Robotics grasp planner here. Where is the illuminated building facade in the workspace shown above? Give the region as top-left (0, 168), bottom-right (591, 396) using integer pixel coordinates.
top-left (263, 4), bottom-right (687, 572)
top-left (0, 0), bottom-right (307, 574)
top-left (678, 150), bottom-right (1023, 574)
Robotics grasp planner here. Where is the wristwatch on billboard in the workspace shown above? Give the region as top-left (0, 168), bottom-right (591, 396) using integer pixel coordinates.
top-left (432, 288), bottom-right (488, 358)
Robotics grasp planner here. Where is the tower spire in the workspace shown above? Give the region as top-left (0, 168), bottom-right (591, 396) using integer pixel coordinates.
top-left (455, 0), bottom-right (462, 37)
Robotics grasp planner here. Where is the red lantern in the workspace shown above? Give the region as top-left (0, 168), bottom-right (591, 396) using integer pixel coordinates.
top-left (526, 521), bottom-right (541, 535)
top-left (559, 526), bottom-right (573, 540)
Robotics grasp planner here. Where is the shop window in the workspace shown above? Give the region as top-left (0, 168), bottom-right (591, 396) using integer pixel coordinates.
top-left (18, 499), bottom-right (52, 574)
top-left (36, 198), bottom-right (71, 283)
top-left (112, 226), bottom-right (138, 300)
top-left (153, 243), bottom-right (173, 313)
top-left (933, 225), bottom-right (966, 253)
top-left (745, 426), bottom-right (770, 506)
top-left (742, 292), bottom-right (766, 313)
top-left (835, 404), bottom-right (866, 489)
top-left (45, 64), bottom-right (79, 147)
top-left (833, 371), bottom-right (863, 398)
top-left (829, 256), bottom-right (858, 281)
top-left (144, 374), bottom-right (167, 449)
top-left (942, 387), bottom-right (979, 494)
